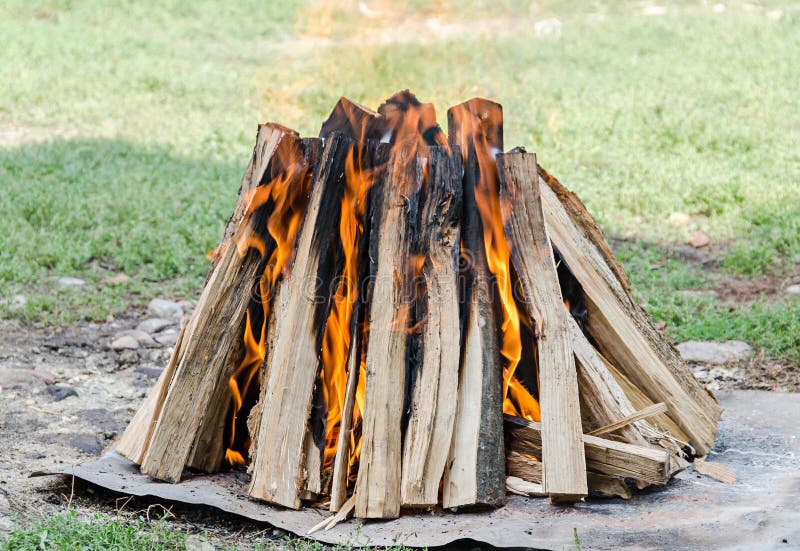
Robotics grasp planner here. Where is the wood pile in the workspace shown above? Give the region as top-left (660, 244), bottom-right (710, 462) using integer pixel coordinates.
top-left (115, 92), bottom-right (721, 522)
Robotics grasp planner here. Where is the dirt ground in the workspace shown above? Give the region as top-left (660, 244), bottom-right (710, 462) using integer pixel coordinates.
top-left (0, 299), bottom-right (797, 545)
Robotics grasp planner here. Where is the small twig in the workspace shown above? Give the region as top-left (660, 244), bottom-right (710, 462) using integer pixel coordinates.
top-left (588, 403), bottom-right (668, 437)
top-left (66, 473), bottom-right (76, 509)
top-left (307, 493), bottom-right (356, 534)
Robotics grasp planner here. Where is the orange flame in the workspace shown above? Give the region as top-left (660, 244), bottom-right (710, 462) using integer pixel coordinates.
top-left (319, 144), bottom-right (372, 472)
top-left (450, 102), bottom-right (540, 422)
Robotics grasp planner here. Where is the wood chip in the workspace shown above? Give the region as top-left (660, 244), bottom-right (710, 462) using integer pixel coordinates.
top-left (694, 457), bottom-right (736, 484)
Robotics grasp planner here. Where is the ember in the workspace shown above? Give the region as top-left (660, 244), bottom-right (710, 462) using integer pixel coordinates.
top-left (115, 91), bottom-right (721, 523)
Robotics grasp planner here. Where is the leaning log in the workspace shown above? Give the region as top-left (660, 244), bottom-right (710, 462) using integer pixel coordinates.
top-left (537, 166), bottom-right (721, 454)
top-left (139, 131), bottom-right (312, 482)
top-left (401, 145), bottom-right (463, 507)
top-left (498, 151), bottom-right (587, 503)
top-left (248, 133), bottom-right (354, 508)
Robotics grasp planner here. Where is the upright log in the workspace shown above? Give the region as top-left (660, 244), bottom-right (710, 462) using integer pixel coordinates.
top-left (354, 142), bottom-right (416, 519)
top-left (537, 167), bottom-right (721, 454)
top-left (140, 131), bottom-right (311, 482)
top-left (320, 97), bottom-right (383, 143)
top-left (248, 133), bottom-right (353, 508)
top-left (442, 99), bottom-right (506, 509)
top-left (401, 145), bottom-right (463, 507)
top-left (498, 151), bottom-right (587, 503)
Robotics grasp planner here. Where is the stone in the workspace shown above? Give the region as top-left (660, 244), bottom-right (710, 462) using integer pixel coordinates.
top-left (147, 298), bottom-right (183, 320)
top-left (154, 328), bottom-right (179, 346)
top-left (117, 350), bottom-right (140, 365)
top-left (100, 273), bottom-right (130, 285)
top-left (115, 329), bottom-right (157, 348)
top-left (48, 385), bottom-right (78, 401)
top-left (111, 335), bottom-right (139, 351)
top-left (56, 277), bottom-right (86, 288)
top-left (0, 368), bottom-right (48, 391)
top-left (31, 370), bottom-right (56, 385)
top-left (687, 231), bottom-right (710, 248)
top-left (135, 366), bottom-right (164, 379)
top-left (136, 318), bottom-right (176, 335)
top-left (676, 340), bottom-right (753, 364)
top-left (786, 284), bottom-right (800, 295)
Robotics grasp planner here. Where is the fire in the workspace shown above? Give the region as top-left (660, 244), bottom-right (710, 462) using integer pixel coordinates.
top-left (319, 144), bottom-right (372, 473)
top-left (450, 102), bottom-right (541, 422)
top-left (224, 140), bottom-right (314, 467)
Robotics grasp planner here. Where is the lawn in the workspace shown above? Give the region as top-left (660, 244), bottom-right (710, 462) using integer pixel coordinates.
top-left (1, 0), bottom-right (798, 359)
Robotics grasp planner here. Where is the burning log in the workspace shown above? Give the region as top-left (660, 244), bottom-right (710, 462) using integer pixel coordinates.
top-left (537, 167), bottom-right (721, 454)
top-left (138, 130), bottom-right (315, 482)
top-left (400, 145), bottom-right (463, 507)
top-left (505, 415), bottom-right (670, 486)
top-left (442, 99), bottom-right (506, 510)
top-left (248, 133), bottom-right (354, 508)
top-left (497, 151), bottom-right (588, 503)
top-left (352, 141), bottom-right (415, 519)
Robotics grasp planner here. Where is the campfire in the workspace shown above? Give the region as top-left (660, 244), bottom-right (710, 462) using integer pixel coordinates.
top-left (115, 92), bottom-right (721, 523)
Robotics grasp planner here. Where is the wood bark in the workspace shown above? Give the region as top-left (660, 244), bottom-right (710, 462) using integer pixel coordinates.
top-left (140, 133), bottom-right (312, 482)
top-left (537, 166), bottom-right (720, 455)
top-left (442, 98), bottom-right (506, 509)
top-left (353, 142), bottom-right (416, 519)
top-left (505, 415), bottom-right (670, 486)
top-left (400, 145), bottom-right (463, 507)
top-left (498, 151), bottom-right (587, 503)
top-left (248, 133), bottom-right (353, 508)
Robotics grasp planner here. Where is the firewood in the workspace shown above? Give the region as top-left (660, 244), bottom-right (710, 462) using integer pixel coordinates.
top-left (537, 166), bottom-right (721, 455)
top-left (506, 477), bottom-right (545, 497)
top-left (354, 141), bottom-right (416, 519)
top-left (505, 415), bottom-right (670, 486)
top-left (588, 403), bottom-right (668, 437)
top-left (587, 473), bottom-right (632, 499)
top-left (506, 451), bottom-right (542, 484)
top-left (328, 313), bottom-right (362, 512)
top-left (442, 98), bottom-right (506, 510)
top-left (320, 97), bottom-right (383, 142)
top-left (248, 133), bottom-right (355, 508)
top-left (497, 151), bottom-right (587, 504)
top-left (115, 324), bottom-right (186, 463)
top-left (400, 145), bottom-right (463, 507)
top-left (139, 132), bottom-right (313, 482)
top-left (570, 318), bottom-right (669, 450)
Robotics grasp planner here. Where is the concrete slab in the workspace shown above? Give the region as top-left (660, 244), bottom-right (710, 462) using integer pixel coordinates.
top-left (41, 391), bottom-right (799, 549)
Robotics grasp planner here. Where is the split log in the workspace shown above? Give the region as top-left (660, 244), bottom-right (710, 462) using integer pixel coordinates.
top-left (587, 473), bottom-right (632, 500)
top-left (506, 451), bottom-right (542, 484)
top-left (328, 314), bottom-right (362, 512)
top-left (442, 98), bottom-right (506, 510)
top-left (353, 142), bottom-right (416, 519)
top-left (570, 317), bottom-right (667, 449)
top-left (320, 97), bottom-right (383, 142)
top-left (378, 90), bottom-right (448, 147)
top-left (400, 145), bottom-right (463, 507)
top-left (505, 415), bottom-right (670, 486)
top-left (115, 324), bottom-right (186, 463)
top-left (537, 166), bottom-right (721, 455)
top-left (498, 151), bottom-right (587, 503)
top-left (187, 136), bottom-right (323, 473)
top-left (248, 133), bottom-right (354, 508)
top-left (140, 132), bottom-right (312, 482)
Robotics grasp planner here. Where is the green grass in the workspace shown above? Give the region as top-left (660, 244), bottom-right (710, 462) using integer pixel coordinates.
top-left (0, 510), bottom-right (413, 550)
top-left (0, 511), bottom-right (185, 550)
top-left (0, 1), bottom-right (798, 359)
